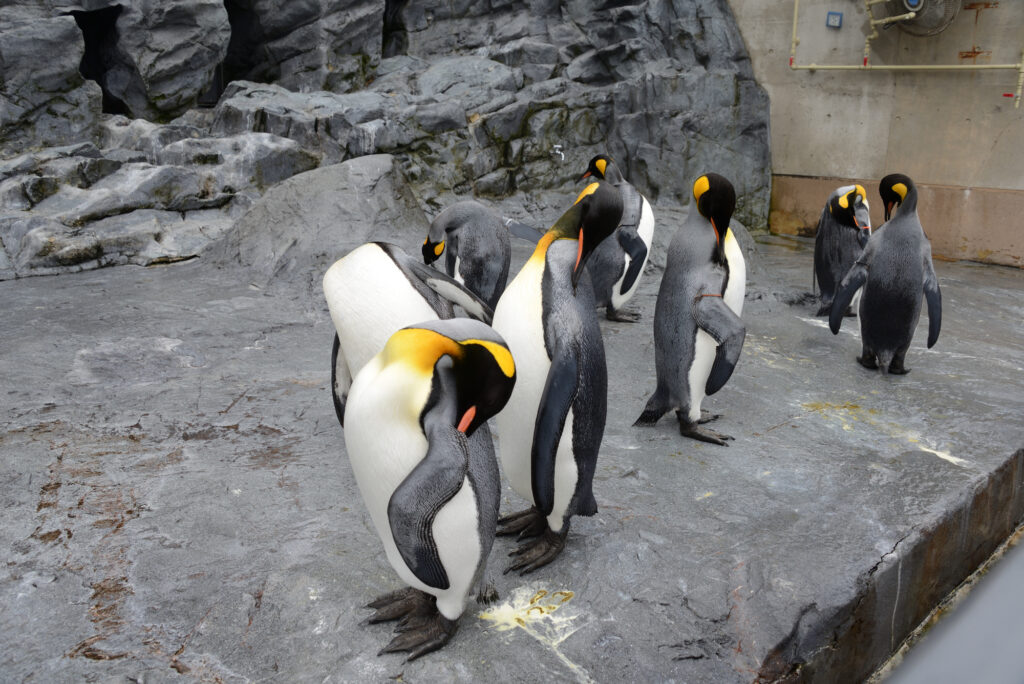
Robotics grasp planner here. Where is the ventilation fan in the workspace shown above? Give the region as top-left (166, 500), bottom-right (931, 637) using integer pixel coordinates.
top-left (884, 0), bottom-right (962, 37)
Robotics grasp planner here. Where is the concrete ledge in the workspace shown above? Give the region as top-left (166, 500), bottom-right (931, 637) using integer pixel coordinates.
top-left (769, 174), bottom-right (1024, 268)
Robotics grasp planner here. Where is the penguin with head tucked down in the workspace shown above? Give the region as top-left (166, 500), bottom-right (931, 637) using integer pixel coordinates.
top-left (323, 242), bottom-right (493, 427)
top-left (830, 173), bottom-right (941, 374)
top-left (634, 173), bottom-right (746, 445)
top-left (578, 154), bottom-right (657, 322)
top-left (491, 180), bottom-right (622, 574)
top-left (422, 200), bottom-right (512, 310)
top-left (344, 318), bottom-right (516, 660)
top-left (814, 184), bottom-right (872, 316)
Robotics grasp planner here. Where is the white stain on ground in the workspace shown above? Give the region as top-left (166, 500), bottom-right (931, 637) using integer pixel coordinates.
top-left (479, 586), bottom-right (592, 683)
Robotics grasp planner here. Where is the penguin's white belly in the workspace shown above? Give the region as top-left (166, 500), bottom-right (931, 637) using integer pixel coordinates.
top-left (723, 231), bottom-right (746, 317)
top-left (452, 255), bottom-right (465, 286)
top-left (546, 408), bottom-right (578, 534)
top-left (610, 197), bottom-right (655, 310)
top-left (324, 245), bottom-right (439, 378)
top-left (344, 363), bottom-right (479, 619)
top-left (687, 329), bottom-right (717, 421)
top-left (492, 261), bottom-right (549, 501)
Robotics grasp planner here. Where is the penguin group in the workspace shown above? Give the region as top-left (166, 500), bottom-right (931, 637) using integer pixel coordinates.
top-left (321, 158), bottom-right (942, 660)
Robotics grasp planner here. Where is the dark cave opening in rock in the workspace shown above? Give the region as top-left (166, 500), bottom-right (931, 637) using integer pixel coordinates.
top-left (198, 0), bottom-right (276, 106)
top-left (71, 5), bottom-right (131, 116)
top-left (382, 0), bottom-right (409, 58)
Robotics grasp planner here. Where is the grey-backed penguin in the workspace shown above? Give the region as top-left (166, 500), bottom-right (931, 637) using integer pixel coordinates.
top-left (634, 173), bottom-right (746, 446)
top-left (422, 200), bottom-right (512, 310)
top-left (578, 155), bottom-right (657, 322)
top-left (323, 242), bottom-right (492, 427)
top-left (491, 180), bottom-right (623, 574)
top-left (814, 184), bottom-right (872, 316)
top-left (344, 318), bottom-right (516, 659)
top-left (830, 173), bottom-right (941, 374)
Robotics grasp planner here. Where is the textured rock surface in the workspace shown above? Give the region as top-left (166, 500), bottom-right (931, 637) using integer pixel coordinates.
top-left (1, 202), bottom-right (1021, 681)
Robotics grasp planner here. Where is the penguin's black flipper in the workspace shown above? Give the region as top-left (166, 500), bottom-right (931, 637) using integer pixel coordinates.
top-left (405, 259), bottom-right (495, 324)
top-left (531, 347), bottom-right (578, 518)
top-left (331, 333), bottom-right (349, 428)
top-left (692, 295), bottom-right (746, 396)
top-left (829, 260), bottom-right (869, 334)
top-left (504, 218), bottom-right (545, 243)
top-left (923, 257), bottom-right (942, 348)
top-left (616, 228), bottom-right (648, 296)
top-left (387, 360), bottom-right (468, 591)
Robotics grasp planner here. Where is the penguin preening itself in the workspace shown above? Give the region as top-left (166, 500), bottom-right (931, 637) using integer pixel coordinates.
top-left (830, 174), bottom-right (941, 374)
top-left (634, 173), bottom-right (746, 446)
top-left (422, 200), bottom-right (512, 310)
top-left (578, 154), bottom-right (656, 322)
top-left (323, 242), bottom-right (493, 427)
top-left (344, 319), bottom-right (516, 660)
top-left (491, 180), bottom-right (623, 574)
top-left (814, 184), bottom-right (872, 316)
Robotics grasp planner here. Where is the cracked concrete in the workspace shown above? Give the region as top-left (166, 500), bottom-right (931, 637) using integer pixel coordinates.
top-left (0, 201), bottom-right (1022, 682)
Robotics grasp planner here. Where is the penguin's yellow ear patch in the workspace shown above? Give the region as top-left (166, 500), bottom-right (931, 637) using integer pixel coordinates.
top-left (595, 158), bottom-right (607, 176)
top-left (693, 175), bottom-right (710, 203)
top-left (464, 339), bottom-right (515, 378)
top-left (854, 184), bottom-right (867, 202)
top-left (892, 182), bottom-right (908, 200)
top-left (574, 182), bottom-right (600, 205)
top-left (838, 192), bottom-right (850, 210)
top-left (434, 241), bottom-right (445, 257)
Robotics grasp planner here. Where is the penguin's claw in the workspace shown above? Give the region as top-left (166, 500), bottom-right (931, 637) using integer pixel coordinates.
top-left (504, 528), bottom-right (567, 575)
top-left (497, 507), bottom-right (546, 538)
top-left (698, 410), bottom-right (721, 424)
top-left (365, 587), bottom-right (433, 624)
top-left (378, 612), bottom-right (458, 661)
top-left (679, 423), bottom-right (734, 446)
top-left (475, 583), bottom-right (499, 605)
top-left (606, 307), bottom-right (641, 322)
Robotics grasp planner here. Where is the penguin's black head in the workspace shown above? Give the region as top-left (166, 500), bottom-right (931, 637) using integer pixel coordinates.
top-left (828, 184), bottom-right (872, 232)
top-left (422, 235), bottom-right (444, 265)
top-left (693, 173), bottom-right (736, 262)
top-left (879, 173), bottom-right (916, 221)
top-left (387, 321), bottom-right (516, 438)
top-left (567, 180), bottom-right (624, 292)
top-left (579, 154), bottom-right (612, 182)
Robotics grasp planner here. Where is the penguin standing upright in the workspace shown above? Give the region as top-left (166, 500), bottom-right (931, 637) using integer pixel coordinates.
top-left (830, 173), bottom-right (941, 373)
top-left (578, 155), bottom-right (656, 322)
top-left (491, 181), bottom-right (622, 574)
top-left (422, 200), bottom-right (512, 310)
top-left (344, 319), bottom-right (516, 660)
top-left (323, 242), bottom-right (492, 427)
top-left (814, 184), bottom-right (872, 316)
top-left (634, 173), bottom-right (746, 445)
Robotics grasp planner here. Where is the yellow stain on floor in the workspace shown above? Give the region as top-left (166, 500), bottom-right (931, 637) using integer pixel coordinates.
top-left (479, 586), bottom-right (593, 683)
top-left (800, 401), bottom-right (969, 467)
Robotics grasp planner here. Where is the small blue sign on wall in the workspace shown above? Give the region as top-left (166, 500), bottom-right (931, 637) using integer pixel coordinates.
top-left (826, 11), bottom-right (843, 29)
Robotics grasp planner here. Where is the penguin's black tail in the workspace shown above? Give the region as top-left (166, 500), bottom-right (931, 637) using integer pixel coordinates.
top-left (876, 349), bottom-right (894, 375)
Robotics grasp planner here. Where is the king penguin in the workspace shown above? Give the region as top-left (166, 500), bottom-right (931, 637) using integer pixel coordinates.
top-left (323, 242), bottom-right (493, 427)
top-left (422, 200), bottom-right (512, 310)
top-left (491, 180), bottom-right (623, 574)
top-left (634, 173), bottom-right (746, 445)
top-left (814, 184), bottom-right (872, 316)
top-left (830, 173), bottom-right (941, 374)
top-left (344, 318), bottom-right (516, 660)
top-left (578, 154), bottom-right (656, 322)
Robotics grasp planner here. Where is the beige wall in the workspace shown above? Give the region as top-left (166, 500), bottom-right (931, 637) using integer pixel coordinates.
top-left (727, 0), bottom-right (1024, 265)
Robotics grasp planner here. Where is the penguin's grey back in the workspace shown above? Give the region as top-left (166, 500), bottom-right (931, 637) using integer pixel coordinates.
top-left (860, 217), bottom-right (926, 347)
top-left (431, 201), bottom-right (511, 309)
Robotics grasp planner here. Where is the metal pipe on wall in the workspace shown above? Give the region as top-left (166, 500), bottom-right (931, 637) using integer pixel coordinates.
top-left (788, 1), bottom-right (1024, 108)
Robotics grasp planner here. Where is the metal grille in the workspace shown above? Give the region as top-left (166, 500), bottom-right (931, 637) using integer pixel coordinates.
top-left (885, 0), bottom-right (962, 36)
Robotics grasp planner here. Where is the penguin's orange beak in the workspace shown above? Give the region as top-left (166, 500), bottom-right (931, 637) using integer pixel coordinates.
top-left (457, 406), bottom-right (476, 433)
top-left (578, 171), bottom-right (592, 182)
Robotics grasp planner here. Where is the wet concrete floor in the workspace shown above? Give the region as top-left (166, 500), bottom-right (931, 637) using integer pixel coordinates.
top-left (1, 213), bottom-right (1022, 682)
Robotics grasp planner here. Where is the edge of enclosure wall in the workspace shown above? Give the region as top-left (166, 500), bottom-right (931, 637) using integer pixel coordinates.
top-left (768, 174), bottom-right (1024, 269)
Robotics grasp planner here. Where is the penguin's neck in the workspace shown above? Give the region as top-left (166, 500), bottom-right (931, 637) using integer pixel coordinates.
top-left (529, 217), bottom-right (579, 265)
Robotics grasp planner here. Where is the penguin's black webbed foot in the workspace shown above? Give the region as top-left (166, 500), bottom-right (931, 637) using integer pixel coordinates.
top-left (888, 359), bottom-right (910, 375)
top-left (504, 528), bottom-right (567, 575)
top-left (606, 307), bottom-right (641, 323)
top-left (815, 301), bottom-right (832, 317)
top-left (378, 610), bottom-right (458, 661)
top-left (365, 587), bottom-right (434, 624)
top-left (677, 412), bottom-right (733, 445)
top-left (843, 307), bottom-right (857, 318)
top-left (698, 409), bottom-right (721, 424)
top-left (497, 507), bottom-right (547, 539)
top-left (856, 354), bottom-right (878, 370)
